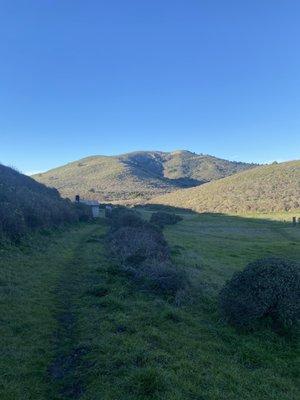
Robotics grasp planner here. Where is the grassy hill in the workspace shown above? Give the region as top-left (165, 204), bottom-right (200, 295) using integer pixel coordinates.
top-left (33, 150), bottom-right (254, 203)
top-left (150, 160), bottom-right (300, 214)
top-left (0, 164), bottom-right (89, 241)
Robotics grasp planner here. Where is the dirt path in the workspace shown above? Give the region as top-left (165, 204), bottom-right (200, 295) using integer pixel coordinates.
top-left (48, 225), bottom-right (101, 399)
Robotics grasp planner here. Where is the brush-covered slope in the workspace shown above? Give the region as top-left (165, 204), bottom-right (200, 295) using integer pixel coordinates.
top-left (150, 160), bottom-right (300, 213)
top-left (33, 151), bottom-right (254, 203)
top-left (0, 164), bottom-right (89, 241)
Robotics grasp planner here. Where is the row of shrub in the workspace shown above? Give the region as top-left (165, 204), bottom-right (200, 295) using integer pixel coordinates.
top-left (108, 206), bottom-right (300, 332)
top-left (0, 164), bottom-right (92, 242)
top-left (107, 207), bottom-right (186, 296)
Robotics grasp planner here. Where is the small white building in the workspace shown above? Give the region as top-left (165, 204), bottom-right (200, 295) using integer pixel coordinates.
top-left (75, 195), bottom-right (100, 218)
top-left (82, 200), bottom-right (100, 218)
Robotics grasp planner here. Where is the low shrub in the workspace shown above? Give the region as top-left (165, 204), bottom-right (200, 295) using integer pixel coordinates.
top-left (109, 207), bottom-right (145, 231)
top-left (109, 225), bottom-right (170, 264)
top-left (219, 257), bottom-right (300, 331)
top-left (136, 259), bottom-right (187, 295)
top-left (150, 211), bottom-right (182, 227)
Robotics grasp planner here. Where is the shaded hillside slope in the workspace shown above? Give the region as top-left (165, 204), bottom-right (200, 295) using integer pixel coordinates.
top-left (0, 164), bottom-right (89, 241)
top-left (33, 150), bottom-right (254, 203)
top-left (150, 160), bottom-right (300, 213)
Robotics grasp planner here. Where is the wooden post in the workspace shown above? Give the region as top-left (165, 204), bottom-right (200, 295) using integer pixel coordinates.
top-left (292, 217), bottom-right (296, 226)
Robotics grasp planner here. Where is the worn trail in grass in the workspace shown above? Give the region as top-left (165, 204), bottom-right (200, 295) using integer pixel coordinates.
top-left (48, 225), bottom-right (103, 399)
top-left (0, 222), bottom-right (107, 400)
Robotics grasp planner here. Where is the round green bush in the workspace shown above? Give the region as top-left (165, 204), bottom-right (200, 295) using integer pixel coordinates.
top-left (219, 257), bottom-right (300, 331)
top-left (139, 259), bottom-right (187, 295)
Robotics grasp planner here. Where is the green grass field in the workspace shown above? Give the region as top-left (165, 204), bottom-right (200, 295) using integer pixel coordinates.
top-left (0, 210), bottom-right (299, 399)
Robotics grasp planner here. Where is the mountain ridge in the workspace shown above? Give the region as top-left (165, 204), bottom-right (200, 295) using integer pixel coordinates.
top-left (32, 150), bottom-right (256, 203)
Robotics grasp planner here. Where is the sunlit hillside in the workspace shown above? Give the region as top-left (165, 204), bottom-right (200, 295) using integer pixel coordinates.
top-left (33, 150), bottom-right (255, 203)
top-left (150, 160), bottom-right (300, 213)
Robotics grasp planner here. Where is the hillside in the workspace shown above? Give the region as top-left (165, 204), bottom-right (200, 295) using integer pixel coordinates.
top-left (150, 160), bottom-right (300, 213)
top-left (0, 164), bottom-right (89, 241)
top-left (33, 150), bottom-right (254, 203)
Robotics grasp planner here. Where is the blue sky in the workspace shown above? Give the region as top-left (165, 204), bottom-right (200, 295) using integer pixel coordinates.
top-left (0, 0), bottom-right (299, 174)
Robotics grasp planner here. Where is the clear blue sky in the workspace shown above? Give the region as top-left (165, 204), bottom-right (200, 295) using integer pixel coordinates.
top-left (0, 0), bottom-right (299, 174)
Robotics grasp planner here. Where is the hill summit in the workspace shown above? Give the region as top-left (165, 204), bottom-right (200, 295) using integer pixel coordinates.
top-left (33, 150), bottom-right (255, 203)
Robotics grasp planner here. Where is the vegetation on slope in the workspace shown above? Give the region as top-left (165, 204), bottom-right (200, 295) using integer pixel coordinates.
top-left (33, 150), bottom-right (254, 203)
top-left (151, 160), bottom-right (300, 213)
top-left (1, 210), bottom-right (299, 399)
top-left (0, 164), bottom-right (90, 241)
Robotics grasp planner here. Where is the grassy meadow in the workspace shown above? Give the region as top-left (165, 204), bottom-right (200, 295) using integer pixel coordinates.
top-left (0, 208), bottom-right (299, 399)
